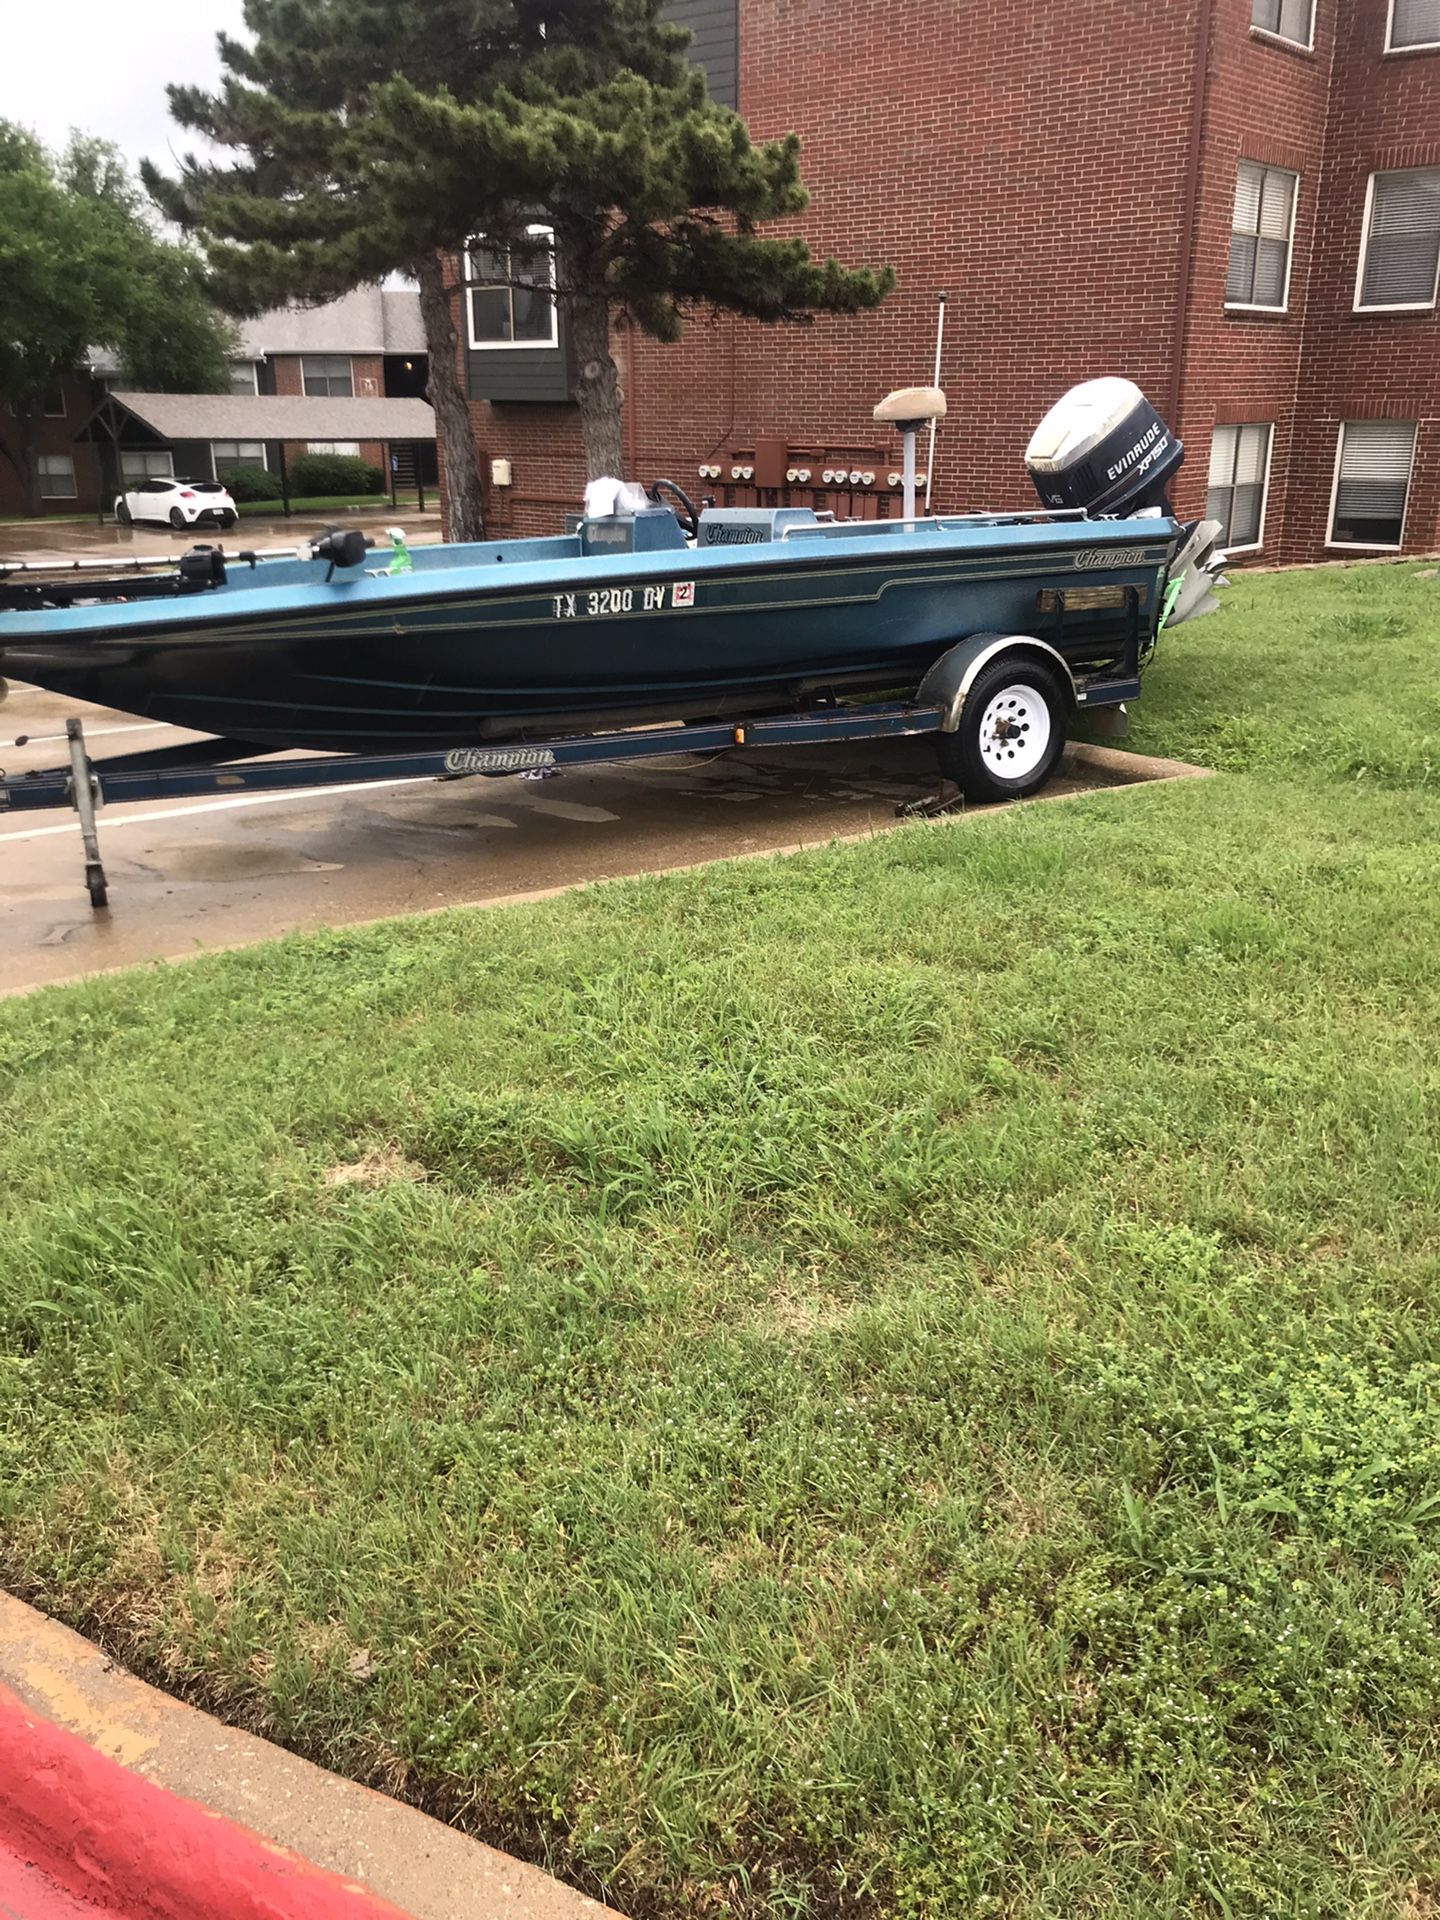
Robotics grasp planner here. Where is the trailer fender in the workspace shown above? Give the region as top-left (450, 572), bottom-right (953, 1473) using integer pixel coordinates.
top-left (918, 635), bottom-right (1077, 734)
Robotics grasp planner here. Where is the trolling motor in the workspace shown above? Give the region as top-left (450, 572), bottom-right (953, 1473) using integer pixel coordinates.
top-left (308, 528), bottom-right (374, 575)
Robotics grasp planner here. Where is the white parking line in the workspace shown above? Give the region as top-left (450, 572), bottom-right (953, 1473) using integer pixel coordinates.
top-left (7, 721), bottom-right (174, 746)
top-left (0, 777), bottom-right (427, 843)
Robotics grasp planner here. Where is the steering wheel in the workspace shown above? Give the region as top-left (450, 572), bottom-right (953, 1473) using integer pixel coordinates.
top-left (648, 478), bottom-right (699, 539)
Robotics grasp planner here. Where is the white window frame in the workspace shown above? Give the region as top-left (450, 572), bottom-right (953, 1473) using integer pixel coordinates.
top-left (1225, 163), bottom-right (1300, 313)
top-left (210, 441), bottom-right (269, 475)
top-left (43, 387), bottom-right (67, 419)
top-left (1206, 423), bottom-right (1275, 554)
top-left (301, 355), bottom-right (354, 398)
top-left (465, 225), bottom-right (560, 352)
top-left (228, 360), bottom-right (261, 396)
top-left (304, 441), bottom-right (361, 457)
top-left (37, 454), bottom-right (77, 500)
top-left (1251, 0), bottom-right (1316, 50)
top-left (1353, 169), bottom-right (1440, 312)
top-left (1326, 421), bottom-right (1418, 552)
top-left (1385, 0), bottom-right (1440, 51)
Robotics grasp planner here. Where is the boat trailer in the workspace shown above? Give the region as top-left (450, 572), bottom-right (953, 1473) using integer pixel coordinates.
top-left (1, 664), bottom-right (1142, 911)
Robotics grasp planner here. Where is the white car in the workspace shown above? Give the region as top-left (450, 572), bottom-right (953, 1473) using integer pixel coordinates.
top-left (114, 477), bottom-right (239, 532)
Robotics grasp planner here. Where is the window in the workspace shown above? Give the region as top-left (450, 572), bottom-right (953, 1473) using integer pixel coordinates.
top-left (212, 440), bottom-right (267, 472)
top-left (305, 440), bottom-right (360, 456)
top-left (1226, 162), bottom-right (1298, 309)
top-left (1252, 0), bottom-right (1315, 45)
top-left (1388, 0), bottom-right (1440, 48)
top-left (465, 226), bottom-right (558, 350)
top-left (1328, 421), bottom-right (1417, 548)
top-left (1207, 424), bottom-right (1273, 550)
top-left (43, 386), bottom-right (66, 419)
top-left (228, 361), bottom-right (260, 395)
top-left (1356, 169), bottom-right (1440, 309)
top-left (38, 454), bottom-right (76, 499)
top-left (120, 450), bottom-right (174, 484)
top-left (301, 355), bottom-right (353, 397)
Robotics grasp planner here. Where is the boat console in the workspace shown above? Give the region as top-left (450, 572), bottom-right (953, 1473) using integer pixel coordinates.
top-left (579, 504), bottom-right (690, 558)
top-left (696, 508), bottom-right (819, 547)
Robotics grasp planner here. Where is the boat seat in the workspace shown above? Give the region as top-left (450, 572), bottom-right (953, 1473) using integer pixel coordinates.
top-left (873, 386), bottom-right (948, 426)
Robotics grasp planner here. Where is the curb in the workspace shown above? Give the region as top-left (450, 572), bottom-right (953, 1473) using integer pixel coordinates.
top-left (0, 1682), bottom-right (412, 1920)
top-left (0, 1593), bottom-right (619, 1920)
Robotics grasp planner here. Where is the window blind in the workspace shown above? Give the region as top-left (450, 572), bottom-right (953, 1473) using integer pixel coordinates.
top-left (1332, 421), bottom-right (1417, 546)
top-left (1227, 163), bottom-right (1296, 307)
top-left (1252, 0), bottom-right (1314, 42)
top-left (1359, 169), bottom-right (1440, 307)
top-left (1389, 0), bottom-right (1440, 47)
top-left (1206, 424), bottom-right (1271, 548)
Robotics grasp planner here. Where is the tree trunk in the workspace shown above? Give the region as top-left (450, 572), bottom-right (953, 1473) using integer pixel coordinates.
top-left (415, 251), bottom-right (487, 543)
top-left (569, 292), bottom-right (625, 481)
top-left (15, 413), bottom-right (39, 519)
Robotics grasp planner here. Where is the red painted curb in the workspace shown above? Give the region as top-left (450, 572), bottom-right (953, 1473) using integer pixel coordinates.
top-left (0, 1684), bottom-right (414, 1920)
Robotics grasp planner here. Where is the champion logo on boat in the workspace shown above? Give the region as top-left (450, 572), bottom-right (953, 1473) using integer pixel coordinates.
top-left (1074, 547), bottom-right (1148, 570)
top-left (443, 746), bottom-right (558, 775)
top-left (673, 582), bottom-right (696, 608)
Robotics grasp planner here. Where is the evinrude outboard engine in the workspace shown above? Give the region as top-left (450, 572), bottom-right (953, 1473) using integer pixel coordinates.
top-left (1026, 378), bottom-right (1227, 626)
top-left (1025, 378), bottom-right (1183, 518)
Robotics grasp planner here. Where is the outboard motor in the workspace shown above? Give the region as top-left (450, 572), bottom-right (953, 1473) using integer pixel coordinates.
top-left (1026, 378), bottom-right (1227, 627)
top-left (1025, 378), bottom-right (1184, 518)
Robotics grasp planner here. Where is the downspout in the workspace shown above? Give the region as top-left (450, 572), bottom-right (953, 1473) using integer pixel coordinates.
top-left (1168, 0), bottom-right (1216, 430)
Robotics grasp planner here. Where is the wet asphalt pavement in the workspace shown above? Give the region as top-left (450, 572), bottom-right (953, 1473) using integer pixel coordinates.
top-left (6, 678), bottom-right (1100, 994)
top-left (0, 520), bottom-right (1170, 996)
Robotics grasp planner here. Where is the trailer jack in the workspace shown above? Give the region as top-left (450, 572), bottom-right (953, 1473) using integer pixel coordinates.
top-left (65, 718), bottom-right (108, 910)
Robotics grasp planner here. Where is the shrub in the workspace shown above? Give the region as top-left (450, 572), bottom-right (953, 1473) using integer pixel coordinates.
top-left (287, 453), bottom-right (385, 499)
top-left (219, 466), bottom-right (283, 503)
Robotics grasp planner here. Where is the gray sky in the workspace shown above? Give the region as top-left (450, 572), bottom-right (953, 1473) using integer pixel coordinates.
top-left (0, 0), bottom-right (249, 175)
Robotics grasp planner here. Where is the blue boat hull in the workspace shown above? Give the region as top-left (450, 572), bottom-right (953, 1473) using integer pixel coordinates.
top-left (0, 521), bottom-right (1176, 752)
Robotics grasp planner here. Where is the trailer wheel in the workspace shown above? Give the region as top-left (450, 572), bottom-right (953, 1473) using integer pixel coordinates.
top-left (86, 868), bottom-right (108, 910)
top-left (937, 656), bottom-right (1066, 802)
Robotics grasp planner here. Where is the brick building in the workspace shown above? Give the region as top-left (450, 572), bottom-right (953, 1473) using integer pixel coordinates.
top-left (0, 289), bottom-right (433, 518)
top-left (228, 287), bottom-right (432, 487)
top-left (0, 370), bottom-right (106, 519)
top-left (450, 0), bottom-right (1440, 565)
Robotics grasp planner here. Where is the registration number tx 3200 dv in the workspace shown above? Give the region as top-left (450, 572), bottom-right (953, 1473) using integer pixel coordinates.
top-left (553, 581), bottom-right (695, 619)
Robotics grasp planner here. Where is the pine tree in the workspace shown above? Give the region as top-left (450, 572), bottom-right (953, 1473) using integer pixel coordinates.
top-left (361, 0), bottom-right (896, 478)
top-left (148, 0), bottom-right (893, 517)
top-left (146, 1), bottom-right (505, 541)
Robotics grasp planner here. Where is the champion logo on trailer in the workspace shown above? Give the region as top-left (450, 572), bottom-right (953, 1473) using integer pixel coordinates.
top-left (672, 581), bottom-right (696, 607)
top-left (1074, 547), bottom-right (1147, 570)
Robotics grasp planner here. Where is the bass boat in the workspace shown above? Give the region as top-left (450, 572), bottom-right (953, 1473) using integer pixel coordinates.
top-left (0, 381), bottom-right (1223, 803)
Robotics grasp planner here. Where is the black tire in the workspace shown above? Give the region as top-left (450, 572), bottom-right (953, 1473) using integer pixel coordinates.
top-left (115, 500), bottom-right (132, 526)
top-left (219, 511), bottom-right (238, 531)
top-left (169, 506), bottom-right (186, 530)
top-left (86, 869), bottom-right (108, 910)
top-left (936, 656), bottom-right (1067, 803)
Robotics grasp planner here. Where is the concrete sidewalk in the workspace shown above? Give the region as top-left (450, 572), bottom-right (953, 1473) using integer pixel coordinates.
top-left (0, 1593), bottom-right (618, 1920)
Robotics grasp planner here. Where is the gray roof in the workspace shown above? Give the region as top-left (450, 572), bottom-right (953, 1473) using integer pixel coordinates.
top-left (102, 392), bottom-right (435, 441)
top-left (236, 287), bottom-right (425, 358)
top-left (86, 289), bottom-right (426, 381)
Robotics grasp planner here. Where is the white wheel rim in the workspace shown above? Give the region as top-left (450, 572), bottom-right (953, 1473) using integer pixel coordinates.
top-left (977, 682), bottom-right (1052, 778)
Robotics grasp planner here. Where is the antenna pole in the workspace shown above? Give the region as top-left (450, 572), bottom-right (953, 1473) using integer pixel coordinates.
top-left (925, 292), bottom-right (947, 515)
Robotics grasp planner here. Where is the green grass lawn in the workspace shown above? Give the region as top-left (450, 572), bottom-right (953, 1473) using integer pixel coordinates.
top-left (2, 562), bottom-right (1439, 1918)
